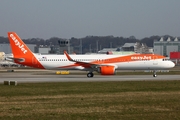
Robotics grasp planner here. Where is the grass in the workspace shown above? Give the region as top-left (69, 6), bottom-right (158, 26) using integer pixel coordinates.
top-left (0, 81), bottom-right (180, 120)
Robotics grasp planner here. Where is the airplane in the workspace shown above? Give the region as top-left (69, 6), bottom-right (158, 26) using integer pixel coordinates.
top-left (7, 32), bottom-right (175, 77)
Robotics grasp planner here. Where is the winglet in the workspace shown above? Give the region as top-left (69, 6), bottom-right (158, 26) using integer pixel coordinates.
top-left (64, 51), bottom-right (73, 61)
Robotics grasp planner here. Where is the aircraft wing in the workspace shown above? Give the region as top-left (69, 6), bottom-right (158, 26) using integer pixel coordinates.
top-left (64, 51), bottom-right (102, 69)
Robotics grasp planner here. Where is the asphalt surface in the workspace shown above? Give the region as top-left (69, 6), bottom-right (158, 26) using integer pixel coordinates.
top-left (0, 70), bottom-right (180, 83)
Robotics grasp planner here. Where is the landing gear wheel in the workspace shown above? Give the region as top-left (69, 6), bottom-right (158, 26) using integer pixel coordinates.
top-left (153, 74), bottom-right (157, 77)
top-left (153, 70), bottom-right (157, 77)
top-left (87, 73), bottom-right (94, 78)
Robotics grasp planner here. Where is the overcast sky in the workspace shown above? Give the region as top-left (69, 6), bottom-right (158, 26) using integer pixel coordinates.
top-left (0, 0), bottom-right (180, 39)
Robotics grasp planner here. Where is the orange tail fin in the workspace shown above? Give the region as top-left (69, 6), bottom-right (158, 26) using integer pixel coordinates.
top-left (8, 32), bottom-right (32, 58)
top-left (7, 32), bottom-right (44, 69)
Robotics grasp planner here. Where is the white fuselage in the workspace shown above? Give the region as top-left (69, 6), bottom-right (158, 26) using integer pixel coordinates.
top-left (33, 54), bottom-right (175, 70)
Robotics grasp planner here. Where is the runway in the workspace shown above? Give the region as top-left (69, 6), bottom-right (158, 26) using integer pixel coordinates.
top-left (0, 72), bottom-right (180, 83)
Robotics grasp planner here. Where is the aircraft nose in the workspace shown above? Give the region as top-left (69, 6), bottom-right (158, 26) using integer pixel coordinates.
top-left (169, 61), bottom-right (175, 68)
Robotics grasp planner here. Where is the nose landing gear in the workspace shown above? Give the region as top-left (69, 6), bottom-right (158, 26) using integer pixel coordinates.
top-left (153, 70), bottom-right (157, 77)
top-left (153, 74), bottom-right (157, 77)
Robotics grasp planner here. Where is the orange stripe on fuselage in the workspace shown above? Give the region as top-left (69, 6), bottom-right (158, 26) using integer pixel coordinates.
top-left (91, 54), bottom-right (165, 64)
top-left (58, 54), bottom-right (165, 69)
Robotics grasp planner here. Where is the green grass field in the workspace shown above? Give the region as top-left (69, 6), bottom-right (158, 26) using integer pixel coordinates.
top-left (0, 81), bottom-right (180, 120)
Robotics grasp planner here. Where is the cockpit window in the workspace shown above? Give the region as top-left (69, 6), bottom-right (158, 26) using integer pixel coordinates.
top-left (163, 58), bottom-right (170, 61)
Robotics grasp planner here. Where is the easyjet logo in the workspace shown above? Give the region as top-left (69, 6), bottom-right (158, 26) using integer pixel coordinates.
top-left (10, 34), bottom-right (27, 54)
top-left (131, 56), bottom-right (152, 60)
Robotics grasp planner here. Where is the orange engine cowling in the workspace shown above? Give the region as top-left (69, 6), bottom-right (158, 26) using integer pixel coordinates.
top-left (98, 66), bottom-right (116, 75)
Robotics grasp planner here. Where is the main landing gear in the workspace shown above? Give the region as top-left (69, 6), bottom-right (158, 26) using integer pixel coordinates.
top-left (87, 72), bottom-right (94, 78)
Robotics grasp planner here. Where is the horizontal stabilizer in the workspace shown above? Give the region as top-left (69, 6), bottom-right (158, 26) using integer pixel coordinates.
top-left (6, 57), bottom-right (24, 62)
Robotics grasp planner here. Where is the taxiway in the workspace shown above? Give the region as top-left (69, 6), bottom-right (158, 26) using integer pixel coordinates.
top-left (0, 71), bottom-right (180, 83)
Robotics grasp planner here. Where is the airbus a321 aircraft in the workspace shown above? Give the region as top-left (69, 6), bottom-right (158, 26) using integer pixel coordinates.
top-left (7, 32), bottom-right (175, 77)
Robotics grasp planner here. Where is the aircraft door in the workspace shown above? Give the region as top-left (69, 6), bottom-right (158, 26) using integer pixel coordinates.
top-left (153, 56), bottom-right (158, 65)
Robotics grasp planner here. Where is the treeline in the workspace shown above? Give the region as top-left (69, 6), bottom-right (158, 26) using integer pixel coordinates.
top-left (0, 35), bottom-right (178, 53)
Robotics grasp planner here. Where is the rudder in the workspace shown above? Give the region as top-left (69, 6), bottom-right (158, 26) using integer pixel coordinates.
top-left (7, 32), bottom-right (45, 69)
top-left (8, 32), bottom-right (33, 58)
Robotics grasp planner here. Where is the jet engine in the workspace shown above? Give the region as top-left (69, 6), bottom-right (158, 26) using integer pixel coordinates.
top-left (97, 66), bottom-right (116, 75)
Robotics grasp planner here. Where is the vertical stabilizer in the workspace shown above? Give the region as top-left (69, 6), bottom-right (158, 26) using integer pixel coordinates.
top-left (7, 32), bottom-right (44, 69)
top-left (8, 32), bottom-right (32, 58)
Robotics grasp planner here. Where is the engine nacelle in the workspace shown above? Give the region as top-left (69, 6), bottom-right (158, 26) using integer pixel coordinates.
top-left (98, 66), bottom-right (116, 75)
